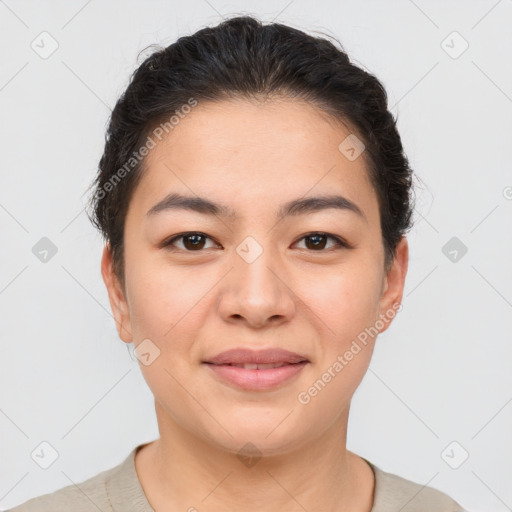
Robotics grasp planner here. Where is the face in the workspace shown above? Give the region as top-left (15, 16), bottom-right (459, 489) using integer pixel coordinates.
top-left (102, 97), bottom-right (408, 456)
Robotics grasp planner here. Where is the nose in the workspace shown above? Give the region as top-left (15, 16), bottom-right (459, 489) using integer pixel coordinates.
top-left (216, 242), bottom-right (296, 329)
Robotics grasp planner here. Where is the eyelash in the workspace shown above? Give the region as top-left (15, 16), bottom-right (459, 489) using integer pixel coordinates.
top-left (162, 231), bottom-right (351, 252)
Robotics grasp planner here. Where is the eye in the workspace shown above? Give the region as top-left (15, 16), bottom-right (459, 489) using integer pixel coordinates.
top-left (162, 231), bottom-right (351, 253)
top-left (163, 232), bottom-right (220, 251)
top-left (293, 232), bottom-right (350, 251)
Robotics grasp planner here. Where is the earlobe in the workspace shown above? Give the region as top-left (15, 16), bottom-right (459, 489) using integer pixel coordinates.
top-left (101, 244), bottom-right (133, 343)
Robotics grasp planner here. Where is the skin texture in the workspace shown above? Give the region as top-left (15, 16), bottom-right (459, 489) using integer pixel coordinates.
top-left (101, 97), bottom-right (409, 512)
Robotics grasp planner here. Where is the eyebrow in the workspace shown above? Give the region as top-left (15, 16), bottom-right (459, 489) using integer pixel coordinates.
top-left (146, 192), bottom-right (366, 221)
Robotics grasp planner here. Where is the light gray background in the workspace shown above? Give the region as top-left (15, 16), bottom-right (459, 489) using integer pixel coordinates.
top-left (1, 1), bottom-right (511, 510)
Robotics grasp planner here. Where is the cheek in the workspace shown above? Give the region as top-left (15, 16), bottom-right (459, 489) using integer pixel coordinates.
top-left (296, 262), bottom-right (382, 345)
top-left (294, 267), bottom-right (381, 412)
top-left (125, 252), bottom-right (211, 339)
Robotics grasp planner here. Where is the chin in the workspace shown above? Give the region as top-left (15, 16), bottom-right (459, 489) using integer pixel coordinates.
top-left (200, 409), bottom-right (307, 457)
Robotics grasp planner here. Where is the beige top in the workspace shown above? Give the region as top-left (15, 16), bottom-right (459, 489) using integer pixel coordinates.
top-left (8, 443), bottom-right (464, 512)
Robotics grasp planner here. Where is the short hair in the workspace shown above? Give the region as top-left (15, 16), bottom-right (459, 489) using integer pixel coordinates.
top-left (86, 15), bottom-right (415, 288)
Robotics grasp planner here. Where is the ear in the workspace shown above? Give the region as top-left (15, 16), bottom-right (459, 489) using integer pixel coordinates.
top-left (377, 236), bottom-right (409, 334)
top-left (101, 243), bottom-right (133, 343)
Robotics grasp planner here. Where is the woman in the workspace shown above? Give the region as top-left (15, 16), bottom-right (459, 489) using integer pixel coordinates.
top-left (9, 15), bottom-right (465, 512)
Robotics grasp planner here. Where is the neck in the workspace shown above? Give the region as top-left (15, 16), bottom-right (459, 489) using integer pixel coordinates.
top-left (135, 401), bottom-right (374, 512)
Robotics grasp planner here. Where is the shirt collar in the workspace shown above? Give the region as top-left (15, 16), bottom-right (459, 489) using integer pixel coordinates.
top-left (105, 443), bottom-right (155, 512)
top-left (106, 444), bottom-right (383, 512)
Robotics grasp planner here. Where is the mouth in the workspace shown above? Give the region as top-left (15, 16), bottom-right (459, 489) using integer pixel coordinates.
top-left (203, 347), bottom-right (309, 366)
top-left (202, 348), bottom-right (309, 390)
top-left (203, 362), bottom-right (308, 391)
top-left (208, 362), bottom-right (301, 370)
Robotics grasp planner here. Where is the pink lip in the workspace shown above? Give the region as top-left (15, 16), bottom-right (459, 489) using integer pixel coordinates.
top-left (204, 361), bottom-right (308, 391)
top-left (202, 348), bottom-right (309, 391)
top-left (204, 348), bottom-right (309, 365)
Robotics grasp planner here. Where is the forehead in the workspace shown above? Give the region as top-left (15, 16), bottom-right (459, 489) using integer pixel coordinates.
top-left (129, 97), bottom-right (379, 225)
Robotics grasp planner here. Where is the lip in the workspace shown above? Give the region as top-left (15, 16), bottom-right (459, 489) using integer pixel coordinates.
top-left (203, 348), bottom-right (309, 365)
top-left (202, 348), bottom-right (309, 391)
top-left (204, 361), bottom-right (308, 391)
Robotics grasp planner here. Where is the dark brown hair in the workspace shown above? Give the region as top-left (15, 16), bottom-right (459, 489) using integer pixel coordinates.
top-left (86, 15), bottom-right (415, 289)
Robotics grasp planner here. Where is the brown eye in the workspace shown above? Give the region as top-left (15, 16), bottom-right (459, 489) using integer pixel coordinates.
top-left (164, 232), bottom-right (218, 251)
top-left (305, 234), bottom-right (328, 250)
top-left (295, 232), bottom-right (348, 251)
top-left (182, 234), bottom-right (206, 250)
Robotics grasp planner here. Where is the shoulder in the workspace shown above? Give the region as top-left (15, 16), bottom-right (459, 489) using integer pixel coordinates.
top-left (5, 449), bottom-right (137, 512)
top-left (367, 459), bottom-right (465, 512)
top-left (6, 469), bottom-right (112, 512)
